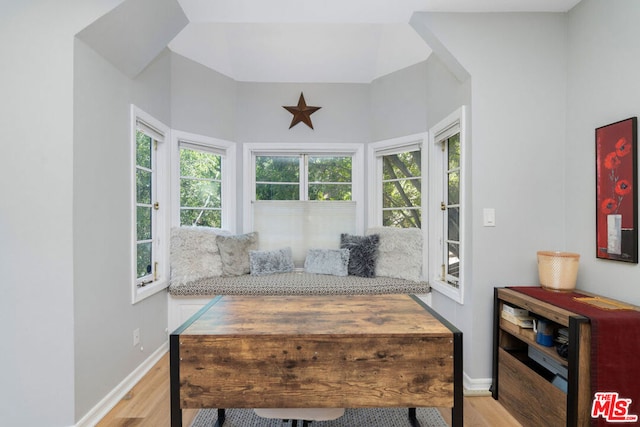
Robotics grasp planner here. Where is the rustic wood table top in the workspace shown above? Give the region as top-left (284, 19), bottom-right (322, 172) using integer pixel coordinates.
top-left (179, 294), bottom-right (453, 338)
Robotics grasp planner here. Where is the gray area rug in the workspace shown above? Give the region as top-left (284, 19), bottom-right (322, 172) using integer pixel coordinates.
top-left (191, 407), bottom-right (448, 427)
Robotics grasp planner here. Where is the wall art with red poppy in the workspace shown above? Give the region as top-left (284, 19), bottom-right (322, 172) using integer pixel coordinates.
top-left (596, 117), bottom-right (638, 263)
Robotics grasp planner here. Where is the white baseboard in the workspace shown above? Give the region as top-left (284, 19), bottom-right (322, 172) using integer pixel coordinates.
top-left (463, 372), bottom-right (493, 396)
top-left (75, 342), bottom-right (169, 427)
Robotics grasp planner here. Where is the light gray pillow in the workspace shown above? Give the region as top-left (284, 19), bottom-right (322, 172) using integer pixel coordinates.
top-left (216, 232), bottom-right (259, 276)
top-left (304, 248), bottom-right (350, 276)
top-left (366, 227), bottom-right (423, 281)
top-left (249, 247), bottom-right (295, 276)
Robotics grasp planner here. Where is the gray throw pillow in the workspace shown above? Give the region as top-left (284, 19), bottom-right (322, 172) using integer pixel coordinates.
top-left (216, 232), bottom-right (259, 276)
top-left (304, 248), bottom-right (350, 276)
top-left (249, 247), bottom-right (295, 276)
top-left (340, 233), bottom-right (380, 278)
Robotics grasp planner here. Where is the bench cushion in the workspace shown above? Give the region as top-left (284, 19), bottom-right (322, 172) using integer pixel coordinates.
top-left (168, 271), bottom-right (430, 297)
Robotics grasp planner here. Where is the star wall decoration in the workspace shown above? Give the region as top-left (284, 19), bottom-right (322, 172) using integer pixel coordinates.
top-left (282, 92), bottom-right (321, 129)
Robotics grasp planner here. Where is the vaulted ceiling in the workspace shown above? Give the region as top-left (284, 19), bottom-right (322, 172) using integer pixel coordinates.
top-left (169, 0), bottom-right (582, 83)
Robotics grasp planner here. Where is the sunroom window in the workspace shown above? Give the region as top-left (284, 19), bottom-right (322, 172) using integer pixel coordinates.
top-left (179, 146), bottom-right (222, 227)
top-left (131, 105), bottom-right (169, 304)
top-left (173, 131), bottom-right (236, 232)
top-left (255, 155), bottom-right (352, 201)
top-left (429, 106), bottom-right (467, 304)
top-left (244, 143), bottom-right (363, 265)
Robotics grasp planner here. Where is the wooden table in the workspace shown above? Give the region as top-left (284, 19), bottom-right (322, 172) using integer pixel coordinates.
top-left (170, 294), bottom-right (462, 426)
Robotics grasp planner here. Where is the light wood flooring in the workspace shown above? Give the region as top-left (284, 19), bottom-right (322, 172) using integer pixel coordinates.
top-left (98, 353), bottom-right (522, 427)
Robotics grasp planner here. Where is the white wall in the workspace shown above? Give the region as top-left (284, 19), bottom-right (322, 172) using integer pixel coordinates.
top-left (565, 0), bottom-right (640, 304)
top-left (171, 53), bottom-right (237, 141)
top-left (0, 2), bottom-right (125, 426)
top-left (371, 61), bottom-right (429, 141)
top-left (236, 82), bottom-right (371, 144)
top-left (73, 40), bottom-right (173, 420)
top-left (370, 55), bottom-right (469, 142)
top-left (411, 12), bottom-right (568, 382)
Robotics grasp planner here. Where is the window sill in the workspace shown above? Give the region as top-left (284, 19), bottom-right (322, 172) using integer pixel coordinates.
top-left (132, 279), bottom-right (168, 304)
top-left (430, 279), bottom-right (464, 304)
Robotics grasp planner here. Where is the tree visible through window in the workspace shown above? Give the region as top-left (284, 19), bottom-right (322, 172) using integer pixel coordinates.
top-left (428, 106), bottom-right (466, 303)
top-left (255, 155), bottom-right (352, 201)
top-left (179, 146), bottom-right (222, 227)
top-left (382, 150), bottom-right (421, 228)
top-left (135, 129), bottom-right (157, 284)
top-left (444, 133), bottom-right (461, 285)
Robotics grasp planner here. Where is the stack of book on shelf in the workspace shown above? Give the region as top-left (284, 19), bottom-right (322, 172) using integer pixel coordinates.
top-left (501, 303), bottom-right (535, 339)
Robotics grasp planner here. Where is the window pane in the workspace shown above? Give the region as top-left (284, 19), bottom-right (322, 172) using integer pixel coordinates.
top-left (136, 169), bottom-right (151, 204)
top-left (447, 242), bottom-right (460, 279)
top-left (137, 206), bottom-right (151, 241)
top-left (383, 179), bottom-right (421, 208)
top-left (308, 183), bottom-right (352, 201)
top-left (383, 208), bottom-right (421, 228)
top-left (448, 134), bottom-right (460, 170)
top-left (180, 147), bottom-right (221, 180)
top-left (180, 179), bottom-right (221, 208)
top-left (256, 183), bottom-right (299, 200)
top-left (448, 207), bottom-right (459, 241)
top-left (180, 209), bottom-right (221, 228)
top-left (448, 171), bottom-right (459, 205)
top-left (136, 242), bottom-right (152, 279)
top-left (383, 151), bottom-right (421, 180)
top-left (136, 131), bottom-right (152, 169)
top-left (308, 156), bottom-right (352, 182)
top-left (256, 156), bottom-right (299, 182)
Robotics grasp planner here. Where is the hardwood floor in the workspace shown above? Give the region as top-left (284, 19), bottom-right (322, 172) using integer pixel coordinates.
top-left (98, 352), bottom-right (522, 426)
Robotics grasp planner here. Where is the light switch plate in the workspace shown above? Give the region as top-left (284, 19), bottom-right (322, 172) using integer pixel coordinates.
top-left (483, 208), bottom-right (496, 227)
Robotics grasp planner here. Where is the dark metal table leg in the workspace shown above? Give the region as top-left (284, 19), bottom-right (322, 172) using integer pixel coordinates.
top-left (212, 408), bottom-right (226, 427)
top-left (452, 331), bottom-right (464, 427)
top-left (408, 407), bottom-right (422, 427)
top-left (170, 334), bottom-right (182, 427)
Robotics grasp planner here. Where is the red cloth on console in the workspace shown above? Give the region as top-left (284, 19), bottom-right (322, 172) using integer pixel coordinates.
top-left (509, 286), bottom-right (640, 427)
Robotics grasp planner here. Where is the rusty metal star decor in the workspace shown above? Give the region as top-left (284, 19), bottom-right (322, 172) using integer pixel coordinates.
top-left (282, 92), bottom-right (321, 129)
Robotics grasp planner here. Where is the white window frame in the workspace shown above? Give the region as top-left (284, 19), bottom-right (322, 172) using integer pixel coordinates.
top-left (428, 106), bottom-right (467, 304)
top-left (367, 133), bottom-right (428, 280)
top-left (130, 105), bottom-right (170, 304)
top-left (171, 130), bottom-right (236, 232)
top-left (243, 143), bottom-right (364, 233)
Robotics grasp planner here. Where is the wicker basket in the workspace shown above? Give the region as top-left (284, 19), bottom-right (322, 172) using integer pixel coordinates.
top-left (537, 251), bottom-right (580, 292)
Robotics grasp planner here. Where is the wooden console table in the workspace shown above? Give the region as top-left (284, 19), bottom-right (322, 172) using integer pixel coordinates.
top-left (170, 294), bottom-right (462, 426)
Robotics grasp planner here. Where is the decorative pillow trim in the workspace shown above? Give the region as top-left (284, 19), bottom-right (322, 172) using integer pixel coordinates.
top-left (304, 248), bottom-right (350, 276)
top-left (250, 247), bottom-right (295, 276)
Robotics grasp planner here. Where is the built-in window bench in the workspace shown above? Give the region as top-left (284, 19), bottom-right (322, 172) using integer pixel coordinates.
top-left (167, 226), bottom-right (429, 332)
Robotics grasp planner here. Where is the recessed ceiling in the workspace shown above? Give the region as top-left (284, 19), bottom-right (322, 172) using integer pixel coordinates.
top-left (169, 0), bottom-right (582, 83)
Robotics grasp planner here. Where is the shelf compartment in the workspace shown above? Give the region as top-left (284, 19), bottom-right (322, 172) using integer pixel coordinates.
top-left (498, 347), bottom-right (566, 427)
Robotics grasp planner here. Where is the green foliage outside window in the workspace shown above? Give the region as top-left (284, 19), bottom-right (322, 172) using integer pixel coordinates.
top-left (255, 155), bottom-right (352, 201)
top-left (382, 150), bottom-right (422, 228)
top-left (135, 131), bottom-right (153, 279)
top-left (179, 147), bottom-right (222, 227)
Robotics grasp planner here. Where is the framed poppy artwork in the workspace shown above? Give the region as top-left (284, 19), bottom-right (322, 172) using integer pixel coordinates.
top-left (596, 117), bottom-right (638, 263)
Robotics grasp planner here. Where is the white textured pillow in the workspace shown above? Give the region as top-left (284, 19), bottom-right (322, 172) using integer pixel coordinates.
top-left (304, 248), bottom-right (350, 276)
top-left (170, 227), bottom-right (229, 284)
top-left (216, 232), bottom-right (259, 276)
top-left (366, 227), bottom-right (423, 282)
